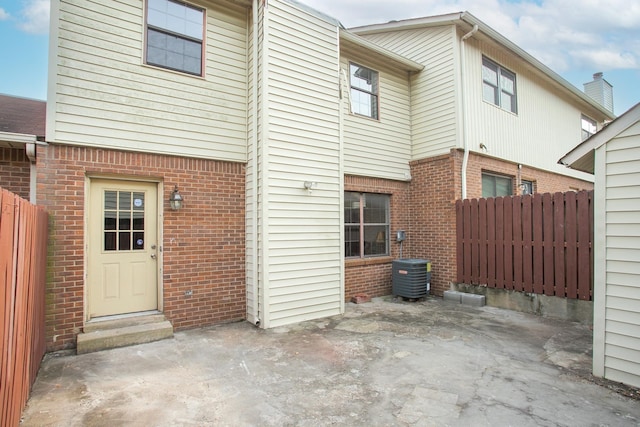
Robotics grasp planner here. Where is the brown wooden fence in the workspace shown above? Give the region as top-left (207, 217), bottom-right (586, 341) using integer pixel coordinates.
top-left (456, 191), bottom-right (593, 300)
top-left (1, 188), bottom-right (48, 427)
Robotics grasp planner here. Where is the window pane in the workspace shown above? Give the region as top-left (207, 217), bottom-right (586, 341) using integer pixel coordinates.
top-left (363, 194), bottom-right (387, 223)
top-left (495, 176), bottom-right (512, 196)
top-left (344, 192), bottom-right (360, 223)
top-left (482, 174), bottom-right (495, 198)
top-left (364, 225), bottom-right (387, 256)
top-left (133, 212), bottom-right (145, 230)
top-left (104, 232), bottom-right (116, 251)
top-left (133, 193), bottom-right (145, 210)
top-left (105, 191), bottom-right (117, 210)
top-left (104, 211), bottom-right (117, 230)
top-left (119, 232), bottom-right (131, 251)
top-left (500, 73), bottom-right (514, 94)
top-left (119, 212), bottom-right (131, 231)
top-left (133, 232), bottom-right (145, 250)
top-left (345, 225), bottom-right (360, 257)
top-left (482, 63), bottom-right (498, 85)
top-left (483, 82), bottom-right (498, 104)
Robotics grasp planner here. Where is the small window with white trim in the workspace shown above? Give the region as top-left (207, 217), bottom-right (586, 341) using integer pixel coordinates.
top-left (482, 57), bottom-right (517, 114)
top-left (349, 63), bottom-right (379, 120)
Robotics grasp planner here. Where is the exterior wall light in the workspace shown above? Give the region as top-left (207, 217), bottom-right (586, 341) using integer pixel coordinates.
top-left (169, 185), bottom-right (184, 210)
top-left (304, 181), bottom-right (318, 193)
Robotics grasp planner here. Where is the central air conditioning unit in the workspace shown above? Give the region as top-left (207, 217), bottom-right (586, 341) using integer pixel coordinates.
top-left (392, 259), bottom-right (431, 299)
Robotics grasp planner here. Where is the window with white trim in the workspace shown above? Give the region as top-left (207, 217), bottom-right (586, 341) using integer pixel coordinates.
top-left (482, 173), bottom-right (513, 198)
top-left (482, 57), bottom-right (517, 113)
top-left (146, 0), bottom-right (204, 76)
top-left (345, 192), bottom-right (389, 258)
top-left (349, 63), bottom-right (379, 119)
top-left (581, 115), bottom-right (597, 141)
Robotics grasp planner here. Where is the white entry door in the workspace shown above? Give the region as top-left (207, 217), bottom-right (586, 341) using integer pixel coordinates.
top-left (88, 179), bottom-right (158, 318)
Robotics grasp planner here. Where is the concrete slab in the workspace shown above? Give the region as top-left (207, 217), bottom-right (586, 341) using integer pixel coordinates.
top-left (21, 297), bottom-right (639, 426)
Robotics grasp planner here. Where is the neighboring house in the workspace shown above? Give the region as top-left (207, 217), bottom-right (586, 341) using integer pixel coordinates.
top-left (0, 94), bottom-right (46, 202)
top-left (35, 0), bottom-right (615, 351)
top-left (560, 103), bottom-right (640, 389)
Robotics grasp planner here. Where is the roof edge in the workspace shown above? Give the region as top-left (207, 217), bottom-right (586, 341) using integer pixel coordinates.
top-left (351, 11), bottom-right (616, 121)
top-left (340, 29), bottom-right (425, 72)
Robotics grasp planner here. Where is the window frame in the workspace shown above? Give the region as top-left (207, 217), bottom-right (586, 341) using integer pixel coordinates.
top-left (482, 56), bottom-right (517, 114)
top-left (145, 0), bottom-right (205, 76)
top-left (482, 172), bottom-right (513, 198)
top-left (349, 62), bottom-right (380, 120)
top-left (344, 192), bottom-right (390, 259)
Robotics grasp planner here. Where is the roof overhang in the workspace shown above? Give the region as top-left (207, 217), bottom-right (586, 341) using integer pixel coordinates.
top-left (559, 103), bottom-right (640, 174)
top-left (0, 131), bottom-right (38, 148)
top-left (340, 29), bottom-right (424, 73)
top-left (351, 11), bottom-right (616, 121)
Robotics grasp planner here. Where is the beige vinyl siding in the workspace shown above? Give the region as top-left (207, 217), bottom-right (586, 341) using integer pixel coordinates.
top-left (601, 131), bottom-right (640, 388)
top-left (245, 6), bottom-right (258, 324)
top-left (362, 26), bottom-right (458, 161)
top-left (51, 0), bottom-right (248, 162)
top-left (461, 36), bottom-right (598, 180)
top-left (260, 1), bottom-right (342, 328)
top-left (341, 46), bottom-right (412, 181)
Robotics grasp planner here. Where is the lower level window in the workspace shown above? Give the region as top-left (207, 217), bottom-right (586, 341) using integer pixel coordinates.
top-left (345, 192), bottom-right (389, 258)
top-left (482, 173), bottom-right (512, 198)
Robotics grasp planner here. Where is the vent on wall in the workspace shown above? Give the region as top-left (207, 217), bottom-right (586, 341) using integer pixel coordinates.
top-left (392, 259), bottom-right (431, 299)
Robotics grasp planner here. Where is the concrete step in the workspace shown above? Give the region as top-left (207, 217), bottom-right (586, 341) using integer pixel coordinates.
top-left (77, 314), bottom-right (173, 354)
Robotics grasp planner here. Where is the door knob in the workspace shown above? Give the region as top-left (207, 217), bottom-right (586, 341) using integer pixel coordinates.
top-left (150, 253), bottom-right (157, 259)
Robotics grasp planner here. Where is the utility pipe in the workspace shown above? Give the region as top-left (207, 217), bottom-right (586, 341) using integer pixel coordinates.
top-left (460, 24), bottom-right (478, 200)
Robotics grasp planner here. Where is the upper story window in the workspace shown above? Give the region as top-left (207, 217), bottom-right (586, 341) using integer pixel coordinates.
top-left (350, 63), bottom-right (379, 120)
top-left (345, 192), bottom-right (389, 258)
top-left (581, 115), bottom-right (597, 141)
top-left (482, 57), bottom-right (517, 114)
top-left (146, 0), bottom-right (204, 76)
top-left (482, 172), bottom-right (513, 198)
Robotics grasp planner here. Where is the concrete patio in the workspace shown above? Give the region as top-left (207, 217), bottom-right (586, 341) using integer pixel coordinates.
top-left (21, 297), bottom-right (640, 426)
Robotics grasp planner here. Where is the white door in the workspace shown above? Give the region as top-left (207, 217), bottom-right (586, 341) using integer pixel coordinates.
top-left (88, 179), bottom-right (158, 318)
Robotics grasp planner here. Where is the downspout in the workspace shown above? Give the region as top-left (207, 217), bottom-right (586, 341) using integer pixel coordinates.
top-left (460, 24), bottom-right (478, 200)
top-left (250, 0), bottom-right (259, 325)
top-left (338, 33), bottom-right (346, 315)
top-left (25, 142), bottom-right (37, 204)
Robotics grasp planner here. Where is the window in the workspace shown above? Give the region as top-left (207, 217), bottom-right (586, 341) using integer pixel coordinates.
top-left (520, 180), bottom-right (534, 195)
top-left (345, 192), bottom-right (389, 258)
top-left (581, 115), bottom-right (597, 141)
top-left (146, 0), bottom-right (204, 76)
top-left (103, 191), bottom-right (146, 251)
top-left (482, 173), bottom-right (512, 198)
top-left (350, 63), bottom-right (379, 119)
top-left (482, 57), bottom-right (517, 113)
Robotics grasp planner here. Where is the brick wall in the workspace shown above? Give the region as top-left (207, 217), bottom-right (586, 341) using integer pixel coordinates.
top-left (344, 175), bottom-right (410, 301)
top-left (408, 153), bottom-right (458, 296)
top-left (36, 144), bottom-right (246, 351)
top-left (409, 149), bottom-right (594, 296)
top-left (463, 151), bottom-right (593, 198)
top-left (0, 147), bottom-right (30, 199)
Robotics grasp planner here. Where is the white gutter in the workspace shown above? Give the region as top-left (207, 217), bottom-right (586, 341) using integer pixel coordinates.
top-left (0, 132), bottom-right (43, 203)
top-left (460, 24), bottom-right (478, 200)
top-left (250, 0), bottom-right (260, 325)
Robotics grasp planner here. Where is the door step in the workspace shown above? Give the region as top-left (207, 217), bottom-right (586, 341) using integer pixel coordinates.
top-left (77, 313), bottom-right (174, 354)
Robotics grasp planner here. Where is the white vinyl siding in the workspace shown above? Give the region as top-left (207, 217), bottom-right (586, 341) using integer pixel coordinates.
top-left (50, 0), bottom-right (248, 162)
top-left (258, 1), bottom-right (342, 328)
top-left (341, 46), bottom-right (412, 181)
top-left (361, 26), bottom-right (458, 161)
top-left (597, 125), bottom-right (640, 388)
top-left (461, 36), bottom-right (599, 180)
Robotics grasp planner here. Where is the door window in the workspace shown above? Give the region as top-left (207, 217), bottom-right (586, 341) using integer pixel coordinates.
top-left (103, 191), bottom-right (146, 251)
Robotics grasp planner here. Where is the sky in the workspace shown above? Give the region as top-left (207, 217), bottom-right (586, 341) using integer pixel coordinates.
top-left (0, 0), bottom-right (638, 115)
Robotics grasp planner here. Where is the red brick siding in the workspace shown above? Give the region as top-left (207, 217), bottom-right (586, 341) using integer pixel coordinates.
top-left (344, 175), bottom-right (410, 301)
top-left (408, 154), bottom-right (458, 296)
top-left (0, 147), bottom-right (30, 199)
top-left (409, 149), bottom-right (594, 296)
top-left (36, 144), bottom-right (246, 351)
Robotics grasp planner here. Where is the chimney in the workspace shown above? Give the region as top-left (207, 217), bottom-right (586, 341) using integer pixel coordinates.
top-left (584, 72), bottom-right (614, 114)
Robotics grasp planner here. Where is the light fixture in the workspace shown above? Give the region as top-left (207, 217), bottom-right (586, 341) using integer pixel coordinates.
top-left (169, 185), bottom-right (183, 210)
top-left (304, 181), bottom-right (318, 193)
